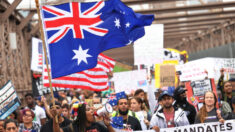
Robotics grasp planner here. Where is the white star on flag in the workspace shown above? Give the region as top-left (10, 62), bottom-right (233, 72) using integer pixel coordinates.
top-left (125, 22), bottom-right (130, 28)
top-left (126, 40), bottom-right (133, 45)
top-left (114, 18), bottom-right (121, 28)
top-left (72, 45), bottom-right (92, 66)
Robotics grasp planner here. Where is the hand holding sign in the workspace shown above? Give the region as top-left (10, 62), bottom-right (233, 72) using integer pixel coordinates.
top-left (220, 68), bottom-right (225, 76)
top-left (152, 126), bottom-right (160, 132)
top-left (216, 109), bottom-right (225, 123)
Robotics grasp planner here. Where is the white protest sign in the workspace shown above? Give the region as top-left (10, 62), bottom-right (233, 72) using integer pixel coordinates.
top-left (114, 120), bottom-right (235, 132)
top-left (0, 81), bottom-right (21, 119)
top-left (213, 58), bottom-right (235, 80)
top-left (134, 24), bottom-right (164, 65)
top-left (176, 58), bottom-right (215, 81)
top-left (31, 37), bottom-right (43, 72)
top-left (176, 58), bottom-right (235, 81)
top-left (160, 120), bottom-right (235, 132)
top-left (112, 70), bottom-right (147, 94)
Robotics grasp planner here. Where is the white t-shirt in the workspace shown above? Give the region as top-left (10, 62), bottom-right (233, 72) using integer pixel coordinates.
top-left (135, 111), bottom-right (147, 130)
top-left (26, 105), bottom-right (46, 125)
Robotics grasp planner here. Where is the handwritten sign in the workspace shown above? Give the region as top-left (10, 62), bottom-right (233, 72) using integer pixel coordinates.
top-left (155, 62), bottom-right (177, 88)
top-left (213, 58), bottom-right (235, 81)
top-left (176, 58), bottom-right (214, 81)
top-left (176, 58), bottom-right (235, 81)
top-left (160, 65), bottom-right (175, 87)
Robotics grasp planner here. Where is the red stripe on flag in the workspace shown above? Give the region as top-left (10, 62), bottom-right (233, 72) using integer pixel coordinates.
top-left (88, 27), bottom-right (108, 33)
top-left (43, 83), bottom-right (108, 91)
top-left (43, 54), bottom-right (115, 91)
top-left (44, 76), bottom-right (108, 85)
top-left (42, 6), bottom-right (64, 16)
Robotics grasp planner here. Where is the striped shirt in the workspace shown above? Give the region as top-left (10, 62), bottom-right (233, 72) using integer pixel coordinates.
top-left (19, 122), bottom-right (41, 132)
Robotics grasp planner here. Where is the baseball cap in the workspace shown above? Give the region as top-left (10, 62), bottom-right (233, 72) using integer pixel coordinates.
top-left (176, 86), bottom-right (187, 95)
top-left (159, 91), bottom-right (173, 100)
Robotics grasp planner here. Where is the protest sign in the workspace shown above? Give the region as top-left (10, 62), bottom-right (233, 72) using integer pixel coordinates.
top-left (114, 120), bottom-right (235, 132)
top-left (37, 85), bottom-right (65, 96)
top-left (160, 120), bottom-right (235, 132)
top-left (134, 24), bottom-right (164, 65)
top-left (176, 58), bottom-right (235, 82)
top-left (112, 70), bottom-right (147, 94)
top-left (155, 63), bottom-right (176, 88)
top-left (213, 58), bottom-right (235, 81)
top-left (176, 58), bottom-right (214, 81)
top-left (160, 65), bottom-right (175, 87)
top-left (0, 81), bottom-right (20, 119)
top-left (31, 37), bottom-right (43, 72)
top-left (185, 79), bottom-right (217, 111)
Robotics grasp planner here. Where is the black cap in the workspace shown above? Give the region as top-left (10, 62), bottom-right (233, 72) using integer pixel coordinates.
top-left (159, 91), bottom-right (173, 100)
top-left (176, 86), bottom-right (187, 95)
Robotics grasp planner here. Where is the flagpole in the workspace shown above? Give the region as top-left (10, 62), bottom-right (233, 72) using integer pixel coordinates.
top-left (35, 0), bottom-right (58, 123)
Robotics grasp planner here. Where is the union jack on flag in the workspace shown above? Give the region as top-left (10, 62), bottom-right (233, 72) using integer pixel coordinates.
top-left (108, 95), bottom-right (117, 106)
top-left (41, 0), bottom-right (154, 78)
top-left (42, 1), bottom-right (108, 44)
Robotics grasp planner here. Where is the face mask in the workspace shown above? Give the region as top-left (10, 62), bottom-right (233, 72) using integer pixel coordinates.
top-left (119, 109), bottom-right (128, 115)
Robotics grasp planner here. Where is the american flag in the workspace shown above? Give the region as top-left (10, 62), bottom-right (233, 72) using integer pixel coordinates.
top-left (43, 53), bottom-right (115, 91)
top-left (31, 38), bottom-right (43, 72)
top-left (97, 53), bottom-right (115, 72)
top-left (38, 42), bottom-right (43, 66)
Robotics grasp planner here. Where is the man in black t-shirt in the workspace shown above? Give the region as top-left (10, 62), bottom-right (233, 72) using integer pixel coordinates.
top-left (41, 102), bottom-right (71, 132)
top-left (173, 86), bottom-right (196, 124)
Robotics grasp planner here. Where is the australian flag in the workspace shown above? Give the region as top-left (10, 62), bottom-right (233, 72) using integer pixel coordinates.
top-left (111, 116), bottom-right (124, 129)
top-left (40, 0), bottom-right (154, 78)
top-left (116, 91), bottom-right (127, 100)
top-left (108, 95), bottom-right (118, 106)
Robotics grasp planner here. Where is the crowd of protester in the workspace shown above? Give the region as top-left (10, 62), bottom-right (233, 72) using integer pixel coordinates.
top-left (0, 69), bottom-right (235, 132)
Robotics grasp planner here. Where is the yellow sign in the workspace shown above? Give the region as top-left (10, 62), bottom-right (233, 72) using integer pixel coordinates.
top-left (155, 61), bottom-right (178, 88)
